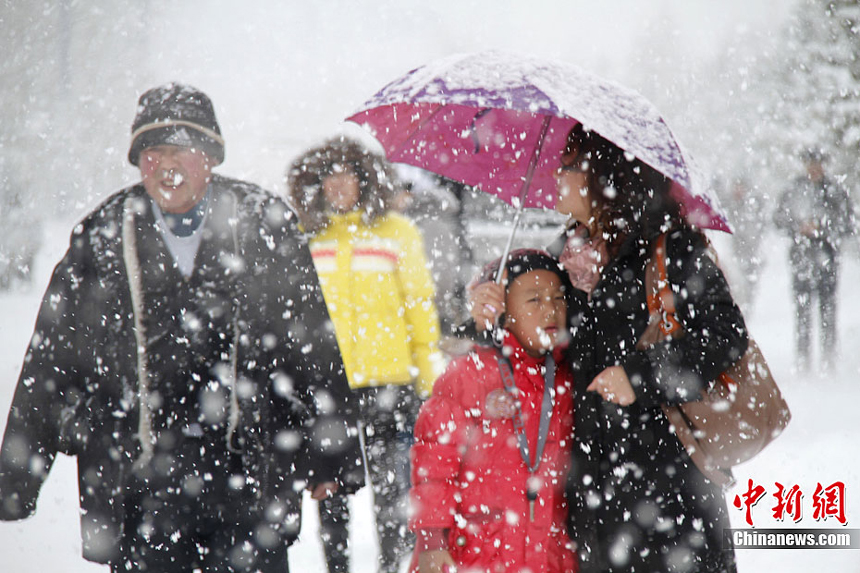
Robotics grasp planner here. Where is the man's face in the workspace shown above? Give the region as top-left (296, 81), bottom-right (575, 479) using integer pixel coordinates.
top-left (138, 145), bottom-right (213, 213)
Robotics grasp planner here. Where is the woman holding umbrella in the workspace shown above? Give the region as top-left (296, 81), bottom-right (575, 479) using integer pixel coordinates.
top-left (469, 123), bottom-right (747, 573)
top-left (347, 51), bottom-right (746, 572)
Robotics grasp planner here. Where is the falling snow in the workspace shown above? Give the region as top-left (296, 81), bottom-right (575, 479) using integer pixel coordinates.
top-left (2, 1), bottom-right (860, 572)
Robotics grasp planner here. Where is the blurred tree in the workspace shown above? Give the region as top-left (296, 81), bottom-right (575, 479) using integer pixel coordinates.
top-left (0, 159), bottom-right (40, 289)
top-left (767, 0), bottom-right (860, 187)
top-left (0, 1), bottom-right (150, 219)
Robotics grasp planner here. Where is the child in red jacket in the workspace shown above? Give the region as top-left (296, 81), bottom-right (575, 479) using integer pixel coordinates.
top-left (409, 249), bottom-right (579, 573)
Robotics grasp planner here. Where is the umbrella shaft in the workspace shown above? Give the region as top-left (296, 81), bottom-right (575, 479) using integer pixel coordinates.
top-left (495, 116), bottom-right (552, 284)
top-left (495, 206), bottom-right (524, 284)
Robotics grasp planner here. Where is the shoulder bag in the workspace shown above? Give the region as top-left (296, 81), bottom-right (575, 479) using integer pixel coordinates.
top-left (636, 233), bottom-right (791, 487)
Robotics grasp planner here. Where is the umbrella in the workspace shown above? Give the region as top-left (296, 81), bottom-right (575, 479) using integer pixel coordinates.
top-left (347, 51), bottom-right (729, 277)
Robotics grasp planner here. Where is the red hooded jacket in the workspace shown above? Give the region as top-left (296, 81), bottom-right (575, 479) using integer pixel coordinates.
top-left (409, 333), bottom-right (578, 573)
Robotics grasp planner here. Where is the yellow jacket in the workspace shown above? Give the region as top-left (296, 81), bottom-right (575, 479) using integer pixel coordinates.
top-left (309, 210), bottom-right (445, 397)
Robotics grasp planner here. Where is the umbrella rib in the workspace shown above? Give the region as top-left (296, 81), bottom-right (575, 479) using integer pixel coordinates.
top-left (387, 103), bottom-right (448, 161)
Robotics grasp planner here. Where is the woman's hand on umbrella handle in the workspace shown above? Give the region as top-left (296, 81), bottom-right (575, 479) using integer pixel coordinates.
top-left (587, 366), bottom-right (637, 406)
top-left (418, 549), bottom-right (456, 573)
top-left (467, 281), bottom-right (505, 332)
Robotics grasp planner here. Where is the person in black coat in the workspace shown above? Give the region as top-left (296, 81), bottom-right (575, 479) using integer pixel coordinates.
top-left (773, 148), bottom-right (855, 372)
top-left (469, 124), bottom-right (748, 572)
top-left (0, 83), bottom-right (363, 573)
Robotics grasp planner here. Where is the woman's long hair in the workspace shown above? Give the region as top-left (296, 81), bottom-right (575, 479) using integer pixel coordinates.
top-left (565, 124), bottom-right (687, 258)
top-left (286, 136), bottom-right (394, 234)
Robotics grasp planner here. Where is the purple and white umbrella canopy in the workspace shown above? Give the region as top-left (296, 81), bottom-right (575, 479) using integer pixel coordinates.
top-left (348, 50), bottom-right (729, 232)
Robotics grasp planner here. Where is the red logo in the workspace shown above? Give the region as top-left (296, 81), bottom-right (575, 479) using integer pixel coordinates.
top-left (733, 480), bottom-right (848, 527)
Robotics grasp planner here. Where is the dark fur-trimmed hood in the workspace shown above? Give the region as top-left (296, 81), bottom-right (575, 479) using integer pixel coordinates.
top-left (286, 136), bottom-right (395, 234)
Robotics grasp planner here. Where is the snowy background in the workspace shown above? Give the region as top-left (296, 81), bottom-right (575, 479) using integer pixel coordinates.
top-left (2, 0), bottom-right (860, 571)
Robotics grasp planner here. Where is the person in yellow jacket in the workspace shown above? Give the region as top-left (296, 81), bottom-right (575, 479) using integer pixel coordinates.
top-left (287, 136), bottom-right (445, 573)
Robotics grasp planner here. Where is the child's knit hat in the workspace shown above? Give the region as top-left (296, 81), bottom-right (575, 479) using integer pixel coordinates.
top-left (472, 248), bottom-right (569, 291)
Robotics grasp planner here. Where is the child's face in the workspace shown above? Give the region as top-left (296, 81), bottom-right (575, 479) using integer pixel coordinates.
top-left (322, 170), bottom-right (360, 213)
top-left (504, 269), bottom-right (567, 357)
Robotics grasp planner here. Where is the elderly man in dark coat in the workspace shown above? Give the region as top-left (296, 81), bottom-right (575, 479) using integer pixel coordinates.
top-left (0, 83), bottom-right (362, 573)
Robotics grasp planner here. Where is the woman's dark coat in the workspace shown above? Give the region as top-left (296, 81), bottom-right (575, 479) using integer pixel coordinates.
top-left (554, 227), bottom-right (748, 573)
top-left (0, 175), bottom-right (363, 563)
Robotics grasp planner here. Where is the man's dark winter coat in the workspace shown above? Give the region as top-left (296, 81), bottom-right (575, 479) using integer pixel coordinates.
top-left (0, 175), bottom-right (363, 564)
top-left (773, 173), bottom-right (855, 266)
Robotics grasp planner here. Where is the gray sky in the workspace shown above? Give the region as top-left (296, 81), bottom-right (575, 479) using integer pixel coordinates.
top-left (1, 0), bottom-right (798, 210)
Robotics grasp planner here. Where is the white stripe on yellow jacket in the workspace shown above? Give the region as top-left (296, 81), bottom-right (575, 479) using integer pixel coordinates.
top-left (311, 237), bottom-right (400, 273)
top-left (308, 212), bottom-right (445, 397)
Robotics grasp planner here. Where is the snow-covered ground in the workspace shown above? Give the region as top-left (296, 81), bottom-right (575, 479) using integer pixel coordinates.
top-left (0, 216), bottom-right (858, 572)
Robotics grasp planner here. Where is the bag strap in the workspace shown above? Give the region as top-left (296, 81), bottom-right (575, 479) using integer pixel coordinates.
top-left (645, 233), bottom-right (683, 337)
top-left (646, 233), bottom-right (736, 390)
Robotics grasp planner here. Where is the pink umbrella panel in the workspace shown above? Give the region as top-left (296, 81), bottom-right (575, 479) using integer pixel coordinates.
top-left (353, 101), bottom-right (577, 211)
top-left (350, 101), bottom-right (729, 232)
top-left (347, 50), bottom-right (731, 233)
